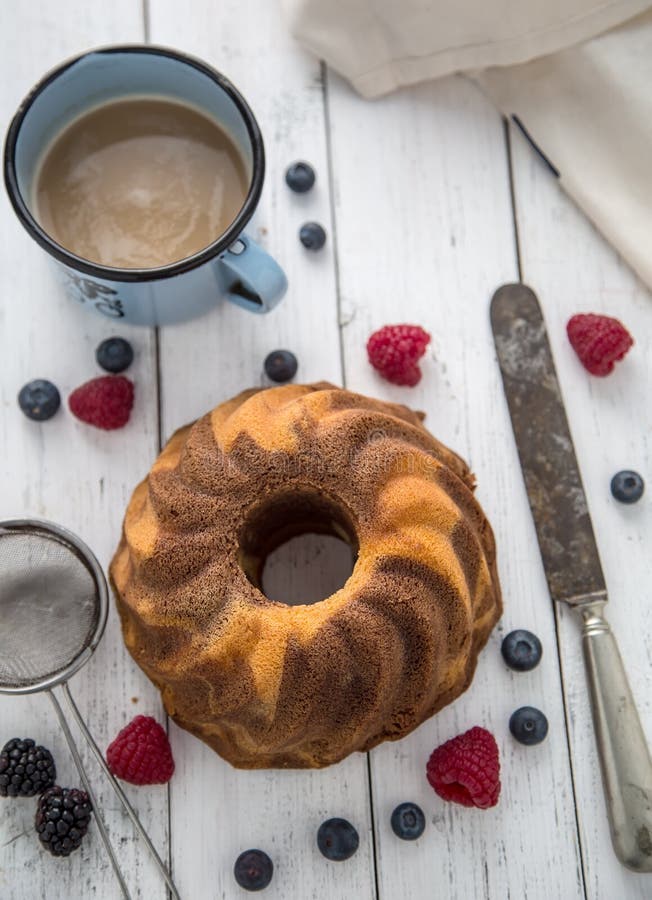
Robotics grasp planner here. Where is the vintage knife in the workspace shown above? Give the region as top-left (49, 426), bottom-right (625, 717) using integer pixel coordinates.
top-left (491, 283), bottom-right (652, 872)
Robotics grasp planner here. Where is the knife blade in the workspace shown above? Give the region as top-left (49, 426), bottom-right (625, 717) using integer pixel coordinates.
top-left (490, 283), bottom-right (605, 606)
top-left (491, 283), bottom-right (652, 872)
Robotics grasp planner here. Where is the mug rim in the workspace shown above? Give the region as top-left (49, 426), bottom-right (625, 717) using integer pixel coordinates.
top-left (3, 43), bottom-right (265, 283)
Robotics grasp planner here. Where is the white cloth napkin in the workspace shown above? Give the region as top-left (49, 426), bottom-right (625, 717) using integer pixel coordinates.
top-left (282, 0), bottom-right (652, 291)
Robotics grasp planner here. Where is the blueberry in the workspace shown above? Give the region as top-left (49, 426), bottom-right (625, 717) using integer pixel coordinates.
top-left (317, 818), bottom-right (359, 861)
top-left (509, 706), bottom-right (549, 745)
top-left (233, 849), bottom-right (273, 891)
top-left (264, 349), bottom-right (298, 383)
top-left (299, 222), bottom-right (326, 251)
top-left (96, 337), bottom-right (134, 373)
top-left (17, 380), bottom-right (60, 421)
top-left (501, 629), bottom-right (543, 672)
top-left (610, 470), bottom-right (644, 504)
top-left (390, 802), bottom-right (426, 840)
top-left (285, 161), bottom-right (315, 193)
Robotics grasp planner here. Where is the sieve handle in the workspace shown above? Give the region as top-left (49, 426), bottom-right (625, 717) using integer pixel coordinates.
top-left (62, 683), bottom-right (181, 900)
top-left (48, 690), bottom-right (132, 900)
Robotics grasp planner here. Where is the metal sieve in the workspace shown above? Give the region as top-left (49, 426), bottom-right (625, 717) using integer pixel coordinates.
top-left (0, 519), bottom-right (180, 900)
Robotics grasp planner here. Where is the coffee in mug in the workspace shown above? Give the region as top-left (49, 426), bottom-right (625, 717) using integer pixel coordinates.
top-left (34, 96), bottom-right (249, 269)
top-left (4, 45), bottom-right (288, 325)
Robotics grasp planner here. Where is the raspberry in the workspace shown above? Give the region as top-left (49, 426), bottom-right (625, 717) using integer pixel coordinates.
top-left (566, 313), bottom-right (633, 376)
top-left (106, 715), bottom-right (174, 785)
top-left (426, 726), bottom-right (500, 809)
top-left (69, 375), bottom-right (134, 429)
top-left (367, 324), bottom-right (431, 386)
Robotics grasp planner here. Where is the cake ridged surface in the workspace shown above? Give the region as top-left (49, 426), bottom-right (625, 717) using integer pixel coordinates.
top-left (110, 383), bottom-right (502, 768)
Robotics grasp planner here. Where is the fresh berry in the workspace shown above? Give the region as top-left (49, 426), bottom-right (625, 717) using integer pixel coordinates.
top-left (611, 470), bottom-right (645, 504)
top-left (299, 222), bottom-right (326, 250)
top-left (367, 324), bottom-right (431, 387)
top-left (390, 802), bottom-right (426, 840)
top-left (17, 379), bottom-right (60, 421)
top-left (0, 738), bottom-right (56, 797)
top-left (264, 349), bottom-right (298, 383)
top-left (285, 161), bottom-right (316, 193)
top-left (317, 818), bottom-right (359, 861)
top-left (69, 375), bottom-right (134, 430)
top-left (106, 715), bottom-right (174, 785)
top-left (509, 707), bottom-right (549, 746)
top-left (96, 337), bottom-right (134, 373)
top-left (426, 726), bottom-right (500, 809)
top-left (234, 849), bottom-right (274, 891)
top-left (566, 313), bottom-right (633, 376)
top-left (35, 786), bottom-right (92, 857)
top-left (501, 629), bottom-right (543, 671)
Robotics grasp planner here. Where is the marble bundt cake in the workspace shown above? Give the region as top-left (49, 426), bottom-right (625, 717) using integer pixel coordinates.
top-left (110, 383), bottom-right (502, 768)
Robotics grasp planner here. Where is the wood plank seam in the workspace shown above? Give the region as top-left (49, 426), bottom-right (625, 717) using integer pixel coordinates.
top-left (323, 59), bottom-right (381, 900)
top-left (142, 4), bottom-right (173, 897)
top-left (505, 119), bottom-right (589, 900)
top-left (503, 118), bottom-right (523, 282)
top-left (321, 62), bottom-right (349, 390)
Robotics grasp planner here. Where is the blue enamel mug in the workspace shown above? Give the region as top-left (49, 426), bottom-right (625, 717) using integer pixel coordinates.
top-left (3, 45), bottom-right (287, 326)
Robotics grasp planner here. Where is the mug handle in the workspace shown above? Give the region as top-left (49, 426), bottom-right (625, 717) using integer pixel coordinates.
top-left (219, 233), bottom-right (287, 313)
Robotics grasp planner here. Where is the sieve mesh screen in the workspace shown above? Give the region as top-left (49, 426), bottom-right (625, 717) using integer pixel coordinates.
top-left (0, 530), bottom-right (100, 689)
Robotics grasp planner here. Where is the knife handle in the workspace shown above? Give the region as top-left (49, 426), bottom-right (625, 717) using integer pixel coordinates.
top-left (580, 602), bottom-right (652, 871)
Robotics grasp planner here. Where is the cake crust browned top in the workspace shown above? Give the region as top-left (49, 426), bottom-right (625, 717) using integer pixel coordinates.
top-left (110, 383), bottom-right (502, 768)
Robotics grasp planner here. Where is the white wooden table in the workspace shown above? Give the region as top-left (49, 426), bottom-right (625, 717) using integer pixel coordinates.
top-left (1, 3), bottom-right (651, 898)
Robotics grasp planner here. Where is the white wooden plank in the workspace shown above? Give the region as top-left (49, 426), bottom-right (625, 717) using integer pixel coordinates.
top-left (263, 535), bottom-right (355, 606)
top-left (0, 5), bottom-right (170, 899)
top-left (327, 71), bottom-right (585, 899)
top-left (509, 120), bottom-right (652, 900)
top-left (148, 2), bottom-right (376, 898)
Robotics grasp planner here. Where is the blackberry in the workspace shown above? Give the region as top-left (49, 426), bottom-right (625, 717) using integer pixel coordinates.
top-left (317, 818), bottom-right (359, 861)
top-left (0, 738), bottom-right (56, 797)
top-left (35, 786), bottom-right (92, 857)
top-left (96, 337), bottom-right (134, 373)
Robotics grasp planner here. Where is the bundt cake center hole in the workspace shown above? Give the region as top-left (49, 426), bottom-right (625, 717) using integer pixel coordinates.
top-left (238, 488), bottom-right (358, 606)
